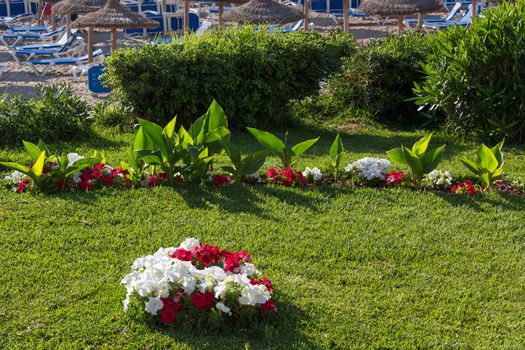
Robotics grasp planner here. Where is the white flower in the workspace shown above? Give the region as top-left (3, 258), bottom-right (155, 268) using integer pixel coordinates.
top-left (345, 158), bottom-right (391, 181)
top-left (67, 153), bottom-right (84, 167)
top-left (72, 171), bottom-right (82, 184)
top-left (179, 237), bottom-right (200, 251)
top-left (216, 302), bottom-right (232, 316)
top-left (240, 263), bottom-right (259, 277)
top-left (246, 171), bottom-right (261, 182)
top-left (4, 170), bottom-right (24, 184)
top-left (144, 297), bottom-right (164, 315)
top-left (426, 169), bottom-right (453, 189)
top-left (239, 284), bottom-right (271, 306)
top-left (303, 167), bottom-right (323, 181)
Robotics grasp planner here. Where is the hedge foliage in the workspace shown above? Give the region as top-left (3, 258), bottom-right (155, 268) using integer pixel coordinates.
top-left (104, 26), bottom-right (354, 128)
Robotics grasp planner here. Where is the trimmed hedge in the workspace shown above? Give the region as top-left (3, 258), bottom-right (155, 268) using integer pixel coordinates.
top-left (104, 26), bottom-right (354, 128)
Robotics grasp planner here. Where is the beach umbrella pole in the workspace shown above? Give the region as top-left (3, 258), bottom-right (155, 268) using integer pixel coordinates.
top-left (397, 15), bottom-right (404, 32)
top-left (88, 27), bottom-right (94, 64)
top-left (343, 0), bottom-right (349, 33)
top-left (416, 13), bottom-right (422, 31)
top-left (184, 0), bottom-right (189, 32)
top-left (303, 0), bottom-right (309, 31)
top-left (66, 14), bottom-right (71, 38)
top-left (38, 0), bottom-right (42, 25)
top-left (111, 27), bottom-right (117, 52)
top-left (219, 2), bottom-right (224, 28)
top-left (472, 0), bottom-right (477, 17)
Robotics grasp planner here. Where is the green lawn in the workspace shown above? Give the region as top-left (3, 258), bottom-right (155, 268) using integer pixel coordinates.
top-left (1, 126), bottom-right (525, 349)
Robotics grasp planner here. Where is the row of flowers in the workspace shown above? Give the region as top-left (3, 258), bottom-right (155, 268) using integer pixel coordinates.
top-left (122, 238), bottom-right (275, 324)
top-left (3, 153), bottom-right (523, 196)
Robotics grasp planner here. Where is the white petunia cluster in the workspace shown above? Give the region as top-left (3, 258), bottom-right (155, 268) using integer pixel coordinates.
top-left (3, 170), bottom-right (24, 184)
top-left (303, 167), bottom-right (323, 182)
top-left (427, 170), bottom-right (453, 189)
top-left (345, 157), bottom-right (391, 181)
top-left (67, 153), bottom-right (84, 167)
top-left (121, 238), bottom-right (270, 316)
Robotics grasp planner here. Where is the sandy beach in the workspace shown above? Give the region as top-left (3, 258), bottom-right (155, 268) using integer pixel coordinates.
top-left (0, 11), bottom-right (409, 104)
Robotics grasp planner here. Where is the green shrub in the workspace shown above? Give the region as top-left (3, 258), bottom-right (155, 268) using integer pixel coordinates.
top-left (0, 84), bottom-right (90, 145)
top-left (414, 0), bottom-right (525, 143)
top-left (104, 26), bottom-right (354, 128)
top-left (324, 32), bottom-right (431, 126)
top-left (92, 100), bottom-right (134, 131)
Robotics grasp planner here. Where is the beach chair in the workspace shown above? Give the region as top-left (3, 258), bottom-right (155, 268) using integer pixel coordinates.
top-left (0, 12), bottom-right (34, 25)
top-left (150, 20), bottom-right (211, 44)
top-left (404, 2), bottom-right (462, 27)
top-left (0, 25), bottom-right (66, 46)
top-left (9, 33), bottom-right (84, 62)
top-left (25, 49), bottom-right (104, 76)
top-left (13, 29), bottom-right (78, 51)
top-left (8, 24), bottom-right (51, 32)
top-left (280, 19), bottom-right (304, 33)
top-left (423, 5), bottom-right (473, 29)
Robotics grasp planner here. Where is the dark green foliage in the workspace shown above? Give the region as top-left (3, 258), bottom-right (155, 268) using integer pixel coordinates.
top-left (0, 84), bottom-right (89, 145)
top-left (103, 26), bottom-right (354, 128)
top-left (323, 32), bottom-right (431, 126)
top-left (414, 0), bottom-right (525, 143)
top-left (92, 100), bottom-right (134, 131)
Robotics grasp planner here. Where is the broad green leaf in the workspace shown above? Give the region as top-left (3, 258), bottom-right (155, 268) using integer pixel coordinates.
top-left (477, 144), bottom-right (499, 172)
top-left (401, 146), bottom-right (424, 177)
top-left (291, 137), bottom-right (319, 160)
top-left (0, 161), bottom-right (31, 176)
top-left (188, 114), bottom-right (208, 145)
top-left (163, 116), bottom-right (177, 139)
top-left (460, 158), bottom-right (480, 175)
top-left (242, 150), bottom-right (267, 175)
top-left (222, 166), bottom-right (237, 174)
top-left (31, 151), bottom-right (46, 177)
top-left (220, 139), bottom-right (241, 168)
top-left (206, 126), bottom-right (231, 144)
top-left (138, 118), bottom-right (166, 155)
top-left (207, 100), bottom-right (228, 130)
top-left (329, 134), bottom-right (344, 163)
top-left (36, 139), bottom-right (48, 153)
top-left (23, 141), bottom-right (43, 162)
top-left (134, 127), bottom-right (154, 151)
top-left (412, 133), bottom-right (432, 157)
top-left (178, 126), bottom-right (193, 146)
top-left (141, 155), bottom-right (164, 165)
top-left (421, 145), bottom-right (445, 173)
top-left (246, 128), bottom-right (285, 156)
top-left (490, 139), bottom-right (504, 166)
top-left (387, 147), bottom-right (408, 166)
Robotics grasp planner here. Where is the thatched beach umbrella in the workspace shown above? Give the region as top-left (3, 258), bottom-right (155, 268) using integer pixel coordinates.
top-left (73, 0), bottom-right (158, 63)
top-left (223, 0), bottom-right (303, 25)
top-left (54, 0), bottom-right (107, 37)
top-left (359, 0), bottom-right (445, 31)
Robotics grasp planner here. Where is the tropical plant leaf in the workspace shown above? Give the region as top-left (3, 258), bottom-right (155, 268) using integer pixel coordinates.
top-left (387, 147), bottom-right (408, 166)
top-left (246, 128), bottom-right (285, 156)
top-left (412, 133), bottom-right (432, 156)
top-left (291, 138), bottom-right (319, 159)
top-left (242, 150), bottom-right (267, 175)
top-left (23, 141), bottom-right (43, 162)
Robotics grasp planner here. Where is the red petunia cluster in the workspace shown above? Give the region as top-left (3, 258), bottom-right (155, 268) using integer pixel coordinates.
top-left (169, 244), bottom-right (252, 272)
top-left (77, 164), bottom-right (128, 191)
top-left (191, 292), bottom-right (215, 310)
top-left (161, 297), bottom-right (184, 324)
top-left (266, 167), bottom-right (307, 187)
top-left (250, 277), bottom-right (273, 293)
top-left (386, 171), bottom-right (404, 186)
top-left (16, 179), bottom-right (31, 193)
top-left (212, 174), bottom-right (233, 186)
top-left (450, 180), bottom-right (476, 195)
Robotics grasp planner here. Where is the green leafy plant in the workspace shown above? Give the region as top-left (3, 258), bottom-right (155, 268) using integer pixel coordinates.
top-left (387, 133), bottom-right (445, 184)
top-left (220, 138), bottom-right (266, 182)
top-left (329, 133), bottom-right (344, 179)
top-left (0, 140), bottom-right (99, 192)
top-left (246, 128), bottom-right (319, 168)
top-left (460, 139), bottom-right (504, 189)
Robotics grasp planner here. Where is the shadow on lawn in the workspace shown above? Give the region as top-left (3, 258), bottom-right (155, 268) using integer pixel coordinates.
top-left (433, 191), bottom-right (525, 212)
top-left (144, 295), bottom-right (320, 349)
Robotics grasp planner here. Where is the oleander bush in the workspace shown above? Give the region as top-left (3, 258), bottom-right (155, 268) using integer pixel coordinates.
top-left (317, 32), bottom-right (431, 126)
top-left (414, 0), bottom-right (525, 143)
top-left (0, 84), bottom-right (90, 145)
top-left (104, 26), bottom-right (354, 128)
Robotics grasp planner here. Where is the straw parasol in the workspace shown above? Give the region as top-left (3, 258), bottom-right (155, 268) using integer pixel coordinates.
top-left (359, 0), bottom-right (446, 31)
top-left (53, 0), bottom-right (107, 37)
top-left (73, 0), bottom-right (158, 63)
top-left (223, 0), bottom-right (303, 24)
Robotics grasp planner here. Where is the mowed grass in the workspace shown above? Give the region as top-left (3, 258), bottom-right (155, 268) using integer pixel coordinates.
top-left (1, 126), bottom-right (525, 349)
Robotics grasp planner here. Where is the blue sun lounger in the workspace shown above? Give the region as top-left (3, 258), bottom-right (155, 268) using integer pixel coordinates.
top-left (13, 29), bottom-right (78, 51)
top-left (280, 19), bottom-right (304, 33)
top-left (8, 24), bottom-right (51, 32)
top-left (0, 25), bottom-right (66, 46)
top-left (26, 49), bottom-right (105, 76)
top-left (0, 13), bottom-right (34, 25)
top-left (404, 2), bottom-right (462, 26)
top-left (423, 5), bottom-right (473, 29)
top-left (10, 32), bottom-right (82, 62)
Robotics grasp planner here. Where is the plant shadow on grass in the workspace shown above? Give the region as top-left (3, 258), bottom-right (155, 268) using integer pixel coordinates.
top-left (141, 294), bottom-right (320, 349)
top-left (433, 190), bottom-right (525, 212)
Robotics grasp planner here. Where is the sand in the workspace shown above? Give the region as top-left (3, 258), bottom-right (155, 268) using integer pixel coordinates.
top-left (0, 11), bottom-right (414, 104)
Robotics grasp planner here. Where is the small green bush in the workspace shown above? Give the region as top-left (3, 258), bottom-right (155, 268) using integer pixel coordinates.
top-left (0, 84), bottom-right (90, 145)
top-left (414, 0), bottom-right (525, 143)
top-left (92, 100), bottom-right (134, 131)
top-left (324, 32), bottom-right (431, 126)
top-left (104, 26), bottom-right (354, 128)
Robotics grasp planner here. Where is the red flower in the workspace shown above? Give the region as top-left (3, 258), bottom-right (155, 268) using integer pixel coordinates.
top-left (451, 180), bottom-right (476, 195)
top-left (191, 292), bottom-right (215, 309)
top-left (260, 299), bottom-right (277, 313)
top-left (250, 277), bottom-right (273, 293)
top-left (212, 175), bottom-right (232, 186)
top-left (170, 248), bottom-right (194, 262)
top-left (194, 244), bottom-right (221, 267)
top-left (161, 307), bottom-right (177, 324)
top-left (16, 179), bottom-right (31, 193)
top-left (295, 171), bottom-right (307, 185)
top-left (54, 179), bottom-right (65, 190)
top-left (102, 175), bottom-right (114, 185)
top-left (159, 172), bottom-right (168, 181)
top-left (386, 171), bottom-right (404, 186)
top-left (266, 167), bottom-right (281, 180)
top-left (147, 175), bottom-right (159, 187)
